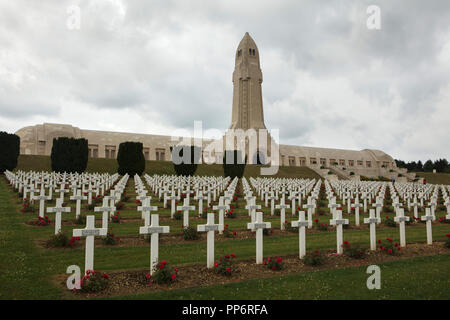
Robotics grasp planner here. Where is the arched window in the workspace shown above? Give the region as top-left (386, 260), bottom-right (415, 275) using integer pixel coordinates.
top-left (252, 49), bottom-right (255, 55)
top-left (238, 49), bottom-right (241, 57)
top-left (249, 48), bottom-right (252, 55)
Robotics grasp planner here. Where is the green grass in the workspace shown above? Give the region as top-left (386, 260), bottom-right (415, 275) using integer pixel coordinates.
top-left (114, 254), bottom-right (450, 300)
top-left (15, 155), bottom-right (321, 179)
top-left (416, 172), bottom-right (450, 185)
top-left (2, 174), bottom-right (450, 300)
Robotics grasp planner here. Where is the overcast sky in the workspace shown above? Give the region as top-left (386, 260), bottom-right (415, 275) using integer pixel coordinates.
top-left (1, 0), bottom-right (449, 161)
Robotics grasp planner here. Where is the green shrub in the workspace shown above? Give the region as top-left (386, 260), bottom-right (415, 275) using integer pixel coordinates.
top-left (225, 209), bottom-right (236, 219)
top-left (102, 232), bottom-right (120, 245)
top-left (20, 201), bottom-right (35, 213)
top-left (33, 216), bottom-right (51, 226)
top-left (223, 150), bottom-right (246, 179)
top-left (313, 219), bottom-right (328, 231)
top-left (445, 234), bottom-right (450, 248)
top-left (182, 226), bottom-right (199, 240)
top-left (263, 227), bottom-right (274, 236)
top-left (223, 224), bottom-right (237, 238)
top-left (51, 137), bottom-right (88, 173)
top-left (384, 216), bottom-right (396, 227)
top-left (80, 270), bottom-right (109, 293)
top-left (214, 253), bottom-right (236, 276)
top-left (263, 257), bottom-right (283, 271)
top-left (46, 232), bottom-right (70, 247)
top-left (342, 241), bottom-right (366, 259)
top-left (146, 261), bottom-right (178, 284)
top-left (304, 250), bottom-right (325, 266)
top-left (174, 211), bottom-right (182, 220)
top-left (0, 131), bottom-right (20, 173)
top-left (378, 238), bottom-right (402, 255)
top-left (170, 145), bottom-right (201, 176)
top-left (117, 142), bottom-right (145, 176)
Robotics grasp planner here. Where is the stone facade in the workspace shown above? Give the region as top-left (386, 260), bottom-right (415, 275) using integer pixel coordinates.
top-left (14, 32), bottom-right (404, 179)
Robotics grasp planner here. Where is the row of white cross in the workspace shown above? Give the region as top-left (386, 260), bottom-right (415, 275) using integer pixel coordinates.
top-left (5, 171), bottom-right (450, 278)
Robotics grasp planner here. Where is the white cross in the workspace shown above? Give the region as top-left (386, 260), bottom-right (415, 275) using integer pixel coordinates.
top-left (351, 196), bottom-right (363, 226)
top-left (411, 197), bottom-right (420, 219)
top-left (245, 197), bottom-right (261, 231)
top-left (267, 192), bottom-right (278, 216)
top-left (94, 197), bottom-right (115, 230)
top-left (372, 199), bottom-right (383, 223)
top-left (428, 201), bottom-right (437, 218)
top-left (247, 212), bottom-right (271, 264)
top-left (177, 198), bottom-right (195, 228)
top-left (197, 213), bottom-right (221, 268)
top-left (288, 192), bottom-right (297, 216)
top-left (392, 199), bottom-right (403, 216)
top-left (364, 209), bottom-right (381, 251)
top-left (328, 198), bottom-right (341, 219)
top-left (47, 198), bottom-right (71, 235)
top-left (421, 208), bottom-right (435, 245)
top-left (303, 197), bottom-right (315, 229)
top-left (394, 208), bottom-right (410, 247)
top-left (166, 193), bottom-right (180, 219)
top-left (73, 215), bottom-right (107, 275)
top-left (444, 198), bottom-right (450, 216)
top-left (55, 185), bottom-right (68, 203)
top-left (70, 190), bottom-right (87, 219)
top-left (330, 210), bottom-right (349, 255)
top-left (213, 196), bottom-right (230, 234)
top-left (194, 192), bottom-right (208, 216)
top-left (33, 186), bottom-right (51, 218)
top-left (275, 197), bottom-right (290, 230)
top-left (137, 198), bottom-right (158, 226)
top-left (139, 214), bottom-right (170, 275)
top-left (291, 210), bottom-right (312, 259)
top-left (85, 184), bottom-right (95, 205)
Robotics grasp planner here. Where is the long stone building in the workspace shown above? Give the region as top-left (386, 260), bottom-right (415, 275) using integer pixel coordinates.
top-left (15, 33), bottom-right (410, 180)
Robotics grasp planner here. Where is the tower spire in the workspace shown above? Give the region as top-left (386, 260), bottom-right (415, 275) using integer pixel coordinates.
top-left (229, 32), bottom-right (266, 130)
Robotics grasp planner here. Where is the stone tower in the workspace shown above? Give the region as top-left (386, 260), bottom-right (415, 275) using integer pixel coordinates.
top-left (229, 32), bottom-right (267, 130)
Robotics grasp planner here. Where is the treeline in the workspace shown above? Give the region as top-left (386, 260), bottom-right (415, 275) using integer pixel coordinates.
top-left (395, 158), bottom-right (450, 173)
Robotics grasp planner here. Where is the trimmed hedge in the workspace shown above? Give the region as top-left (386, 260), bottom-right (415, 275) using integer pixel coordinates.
top-left (0, 131), bottom-right (20, 173)
top-left (117, 142), bottom-right (145, 176)
top-left (170, 145), bottom-right (201, 176)
top-left (50, 137), bottom-right (88, 173)
top-left (223, 150), bottom-right (246, 179)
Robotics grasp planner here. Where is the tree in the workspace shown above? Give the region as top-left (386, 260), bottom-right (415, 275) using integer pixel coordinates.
top-left (223, 150), bottom-right (247, 179)
top-left (416, 160), bottom-right (423, 172)
top-left (117, 142), bottom-right (146, 176)
top-left (51, 137), bottom-right (88, 173)
top-left (433, 158), bottom-right (449, 173)
top-left (0, 131), bottom-right (20, 173)
top-left (170, 145), bottom-right (201, 176)
top-left (423, 160), bottom-right (434, 172)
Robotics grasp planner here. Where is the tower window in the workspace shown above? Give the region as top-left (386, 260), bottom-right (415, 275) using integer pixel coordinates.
top-left (252, 49), bottom-right (255, 55)
top-left (249, 48), bottom-right (252, 55)
top-left (238, 49), bottom-right (241, 57)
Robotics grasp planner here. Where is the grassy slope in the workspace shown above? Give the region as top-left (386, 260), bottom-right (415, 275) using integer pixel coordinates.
top-left (416, 172), bottom-right (450, 185)
top-left (16, 155), bottom-right (321, 179)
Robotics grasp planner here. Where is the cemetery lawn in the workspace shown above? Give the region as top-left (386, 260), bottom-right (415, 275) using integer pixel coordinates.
top-left (1, 175), bottom-right (450, 300)
top-left (113, 253), bottom-right (450, 300)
